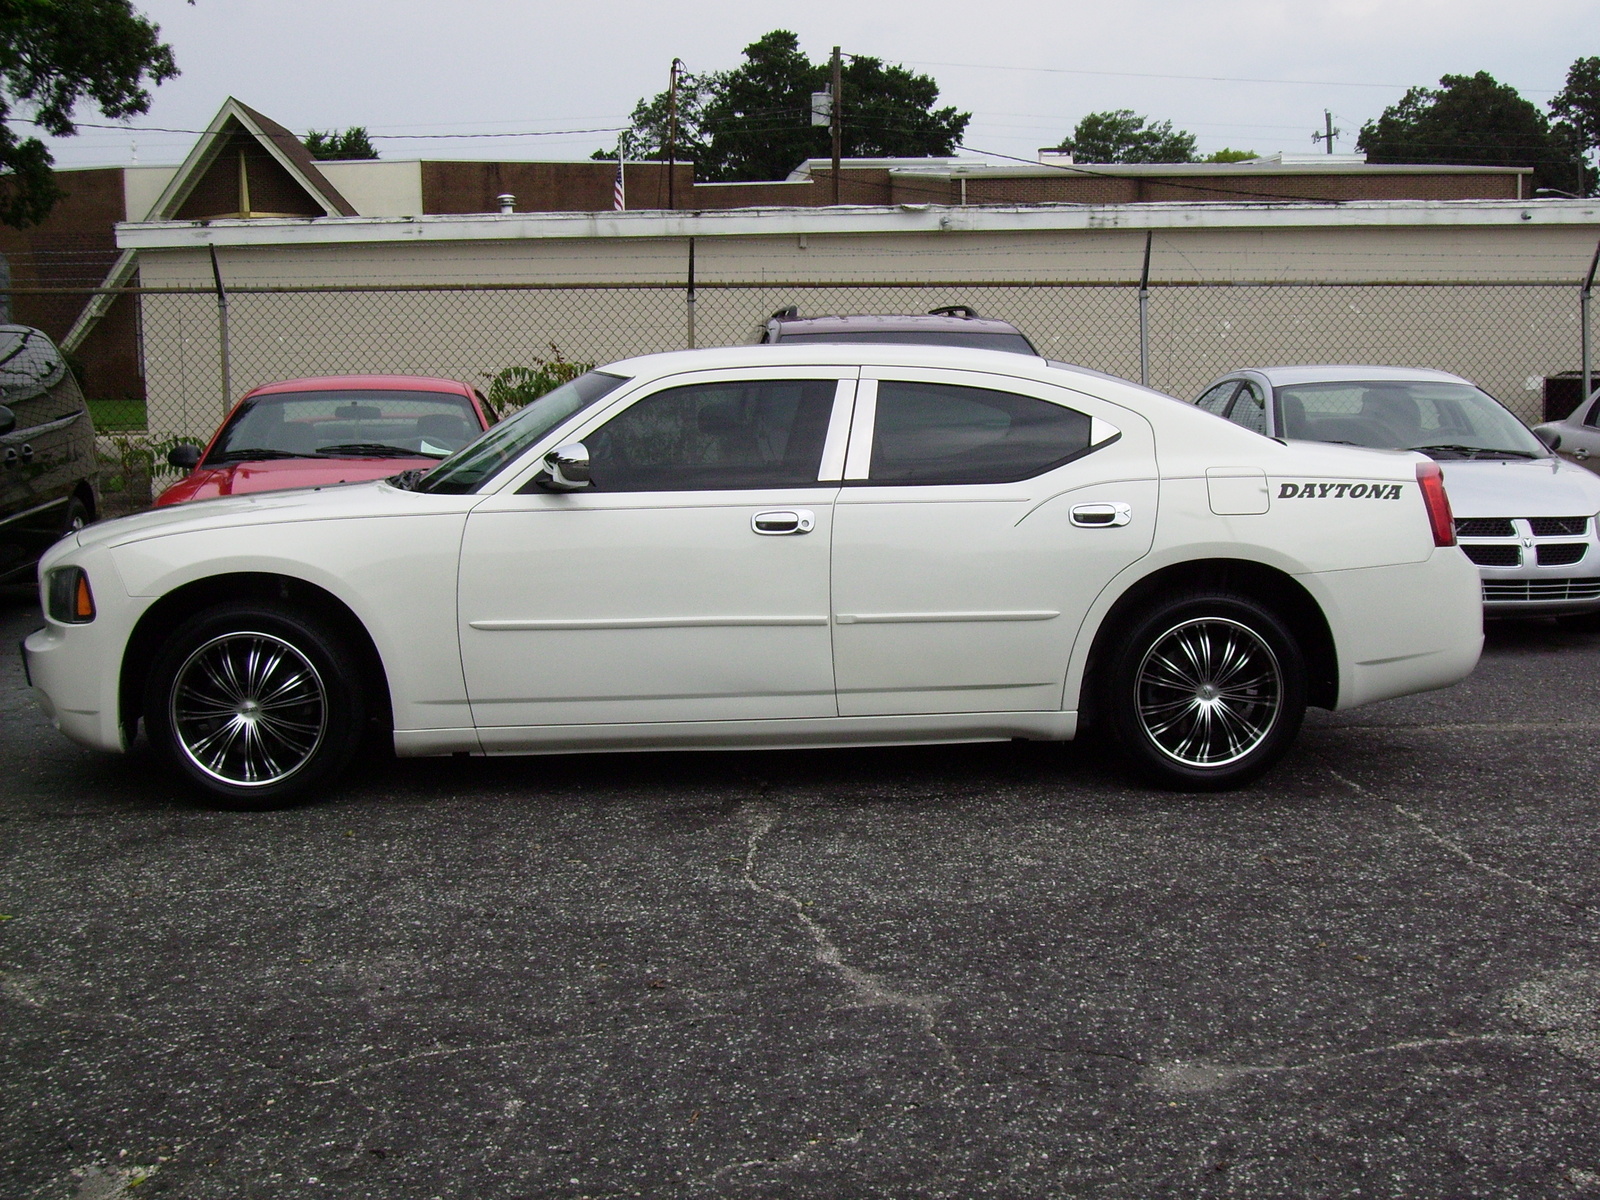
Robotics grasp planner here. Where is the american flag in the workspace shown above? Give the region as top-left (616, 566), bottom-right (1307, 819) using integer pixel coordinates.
top-left (613, 157), bottom-right (625, 211)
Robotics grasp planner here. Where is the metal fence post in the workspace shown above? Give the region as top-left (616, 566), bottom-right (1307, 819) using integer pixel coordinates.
top-left (686, 238), bottom-right (697, 350)
top-left (209, 246), bottom-right (232, 414)
top-left (1138, 231), bottom-right (1152, 387)
top-left (1584, 241), bottom-right (1600, 404)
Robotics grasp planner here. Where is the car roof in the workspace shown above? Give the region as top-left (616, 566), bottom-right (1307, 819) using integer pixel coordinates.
top-left (1224, 365), bottom-right (1472, 387)
top-left (245, 374), bottom-right (474, 397)
top-left (767, 313), bottom-right (1026, 336)
top-left (601, 342), bottom-right (1176, 401)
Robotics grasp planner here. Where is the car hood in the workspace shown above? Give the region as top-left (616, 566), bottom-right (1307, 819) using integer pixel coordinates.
top-left (155, 455), bottom-right (439, 506)
top-left (67, 476), bottom-right (473, 556)
top-left (1435, 456), bottom-right (1600, 519)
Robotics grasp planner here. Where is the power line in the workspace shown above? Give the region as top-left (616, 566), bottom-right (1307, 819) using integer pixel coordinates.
top-left (897, 58), bottom-right (1561, 96)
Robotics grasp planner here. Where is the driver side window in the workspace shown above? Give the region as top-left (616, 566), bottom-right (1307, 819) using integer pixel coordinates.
top-left (584, 378), bottom-right (836, 492)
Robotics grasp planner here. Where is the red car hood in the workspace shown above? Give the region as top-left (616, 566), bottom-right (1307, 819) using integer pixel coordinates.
top-left (155, 455), bottom-right (438, 506)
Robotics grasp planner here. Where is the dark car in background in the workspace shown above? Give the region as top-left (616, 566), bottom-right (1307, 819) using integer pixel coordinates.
top-left (0, 325), bottom-right (98, 584)
top-left (759, 305), bottom-right (1039, 354)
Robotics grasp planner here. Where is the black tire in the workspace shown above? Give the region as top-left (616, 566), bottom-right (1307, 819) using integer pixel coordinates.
top-left (143, 601), bottom-right (366, 808)
top-left (61, 492), bottom-right (91, 536)
top-left (1103, 591), bottom-right (1307, 791)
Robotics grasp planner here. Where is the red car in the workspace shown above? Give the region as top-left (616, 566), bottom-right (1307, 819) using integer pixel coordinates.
top-left (157, 375), bottom-right (494, 506)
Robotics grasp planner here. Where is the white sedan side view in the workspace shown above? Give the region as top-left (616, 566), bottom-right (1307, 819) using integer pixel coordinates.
top-left (24, 345), bottom-right (1482, 806)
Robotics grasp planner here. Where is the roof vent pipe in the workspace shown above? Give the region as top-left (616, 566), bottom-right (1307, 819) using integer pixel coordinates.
top-left (497, 194), bottom-right (516, 214)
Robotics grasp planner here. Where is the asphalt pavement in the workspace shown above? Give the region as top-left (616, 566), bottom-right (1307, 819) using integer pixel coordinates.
top-left (5, 581), bottom-right (1600, 1199)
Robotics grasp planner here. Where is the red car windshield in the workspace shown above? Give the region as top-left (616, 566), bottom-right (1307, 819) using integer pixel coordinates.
top-left (204, 389), bottom-right (483, 464)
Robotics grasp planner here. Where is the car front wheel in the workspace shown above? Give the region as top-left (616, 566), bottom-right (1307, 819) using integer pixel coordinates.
top-left (143, 602), bottom-right (366, 807)
top-left (1104, 592), bottom-right (1306, 791)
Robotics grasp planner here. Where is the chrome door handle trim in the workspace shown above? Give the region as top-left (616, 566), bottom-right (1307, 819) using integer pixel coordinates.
top-left (1575, 448), bottom-right (1591, 460)
top-left (1070, 502), bottom-right (1131, 528)
top-left (752, 509), bottom-right (815, 535)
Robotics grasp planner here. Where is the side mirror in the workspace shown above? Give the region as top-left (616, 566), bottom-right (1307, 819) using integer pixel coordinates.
top-left (537, 442), bottom-right (591, 491)
top-left (167, 444), bottom-right (202, 471)
top-left (0, 405), bottom-right (14, 438)
top-left (1534, 427), bottom-right (1561, 451)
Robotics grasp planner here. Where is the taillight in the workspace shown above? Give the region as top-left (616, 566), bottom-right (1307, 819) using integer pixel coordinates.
top-left (46, 567), bottom-right (95, 623)
top-left (1416, 461), bottom-right (1456, 547)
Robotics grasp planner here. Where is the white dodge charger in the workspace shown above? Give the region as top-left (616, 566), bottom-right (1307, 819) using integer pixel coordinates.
top-left (23, 345), bottom-right (1482, 805)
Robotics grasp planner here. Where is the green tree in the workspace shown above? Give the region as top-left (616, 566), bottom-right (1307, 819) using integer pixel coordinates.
top-left (1550, 56), bottom-right (1600, 194)
top-left (1357, 71), bottom-right (1580, 192)
top-left (1057, 110), bottom-right (1197, 163)
top-left (606, 31), bottom-right (969, 183)
top-left (304, 126), bottom-right (378, 160)
top-left (0, 0), bottom-right (181, 227)
top-left (1205, 148), bottom-right (1258, 163)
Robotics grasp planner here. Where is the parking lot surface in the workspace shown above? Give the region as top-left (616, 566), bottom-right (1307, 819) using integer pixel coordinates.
top-left (5, 583), bottom-right (1600, 1199)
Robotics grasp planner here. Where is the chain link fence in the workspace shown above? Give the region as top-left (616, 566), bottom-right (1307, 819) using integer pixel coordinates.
top-left (47, 277), bottom-right (1586, 452)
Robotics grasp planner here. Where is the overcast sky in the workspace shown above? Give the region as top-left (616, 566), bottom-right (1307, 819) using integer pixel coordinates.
top-left (40, 0), bottom-right (1598, 172)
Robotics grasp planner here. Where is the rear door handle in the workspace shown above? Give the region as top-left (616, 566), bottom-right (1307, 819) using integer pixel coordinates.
top-left (1070, 502), bottom-right (1131, 528)
top-left (752, 509), bottom-right (815, 535)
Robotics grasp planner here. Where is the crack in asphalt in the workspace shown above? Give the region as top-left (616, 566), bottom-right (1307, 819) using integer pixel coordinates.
top-left (738, 804), bottom-right (959, 1075)
top-left (1325, 767), bottom-right (1600, 919)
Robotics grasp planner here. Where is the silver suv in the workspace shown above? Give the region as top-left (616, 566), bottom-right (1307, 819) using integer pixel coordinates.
top-left (759, 305), bottom-right (1038, 355)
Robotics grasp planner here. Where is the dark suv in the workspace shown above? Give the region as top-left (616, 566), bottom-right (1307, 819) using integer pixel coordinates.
top-left (0, 325), bottom-right (98, 584)
top-left (759, 305), bottom-right (1039, 355)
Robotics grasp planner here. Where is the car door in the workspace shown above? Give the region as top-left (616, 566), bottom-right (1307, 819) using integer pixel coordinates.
top-left (457, 367), bottom-right (854, 739)
top-left (830, 368), bottom-right (1158, 717)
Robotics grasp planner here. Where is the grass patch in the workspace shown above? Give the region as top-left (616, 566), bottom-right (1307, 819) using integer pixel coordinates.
top-left (87, 398), bottom-right (147, 432)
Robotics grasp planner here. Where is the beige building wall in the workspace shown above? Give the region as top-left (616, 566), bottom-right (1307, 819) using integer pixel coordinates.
top-left (129, 207), bottom-right (1599, 439)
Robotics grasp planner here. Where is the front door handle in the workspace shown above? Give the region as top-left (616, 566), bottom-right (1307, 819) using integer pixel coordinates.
top-left (17, 443), bottom-right (32, 464)
top-left (752, 509), bottom-right (815, 535)
top-left (1574, 447), bottom-right (1591, 461)
top-left (1070, 502), bottom-right (1131, 528)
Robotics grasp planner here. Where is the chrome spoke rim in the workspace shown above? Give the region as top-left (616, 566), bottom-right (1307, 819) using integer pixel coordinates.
top-left (1135, 617), bottom-right (1281, 768)
top-left (170, 631), bottom-right (327, 787)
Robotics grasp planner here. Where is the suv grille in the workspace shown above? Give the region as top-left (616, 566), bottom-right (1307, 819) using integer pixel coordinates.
top-left (1537, 543), bottom-right (1588, 566)
top-left (1529, 517), bottom-right (1589, 536)
top-left (1455, 518), bottom-right (1514, 537)
top-left (1463, 545), bottom-right (1521, 567)
top-left (1483, 578), bottom-right (1600, 602)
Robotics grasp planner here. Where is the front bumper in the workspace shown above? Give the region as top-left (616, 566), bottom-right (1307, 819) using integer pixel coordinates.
top-left (1456, 517), bottom-right (1600, 617)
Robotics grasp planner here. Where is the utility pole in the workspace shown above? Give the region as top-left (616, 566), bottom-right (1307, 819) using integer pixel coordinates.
top-left (830, 46), bottom-right (842, 205)
top-left (1311, 110), bottom-right (1341, 154)
top-left (667, 58), bottom-right (682, 210)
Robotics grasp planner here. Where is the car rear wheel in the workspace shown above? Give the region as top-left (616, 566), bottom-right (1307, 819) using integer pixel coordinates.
top-left (1104, 592), bottom-right (1306, 790)
top-left (143, 602), bottom-right (366, 808)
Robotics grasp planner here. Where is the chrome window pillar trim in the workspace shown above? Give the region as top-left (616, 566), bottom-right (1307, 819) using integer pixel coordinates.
top-left (816, 378), bottom-right (858, 482)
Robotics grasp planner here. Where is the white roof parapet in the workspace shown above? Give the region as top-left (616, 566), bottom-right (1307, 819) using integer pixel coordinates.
top-left (116, 197), bottom-right (1600, 251)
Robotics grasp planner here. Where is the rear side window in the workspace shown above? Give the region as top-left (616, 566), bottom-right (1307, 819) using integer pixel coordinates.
top-left (1229, 381), bottom-right (1268, 435)
top-left (866, 380), bottom-right (1094, 485)
top-left (1195, 382), bottom-right (1238, 416)
top-left (587, 378), bottom-right (836, 491)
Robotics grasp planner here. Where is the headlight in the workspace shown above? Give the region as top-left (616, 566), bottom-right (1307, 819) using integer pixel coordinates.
top-left (46, 567), bottom-right (95, 623)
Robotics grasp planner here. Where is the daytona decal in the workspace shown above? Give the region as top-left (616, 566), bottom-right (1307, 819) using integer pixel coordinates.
top-left (1277, 482), bottom-right (1402, 499)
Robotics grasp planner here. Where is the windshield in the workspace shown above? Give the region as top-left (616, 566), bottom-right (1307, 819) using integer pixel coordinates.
top-left (774, 330), bottom-right (1038, 355)
top-left (205, 389), bottom-right (484, 464)
top-left (414, 370), bottom-right (628, 494)
top-left (1275, 380), bottom-right (1547, 458)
